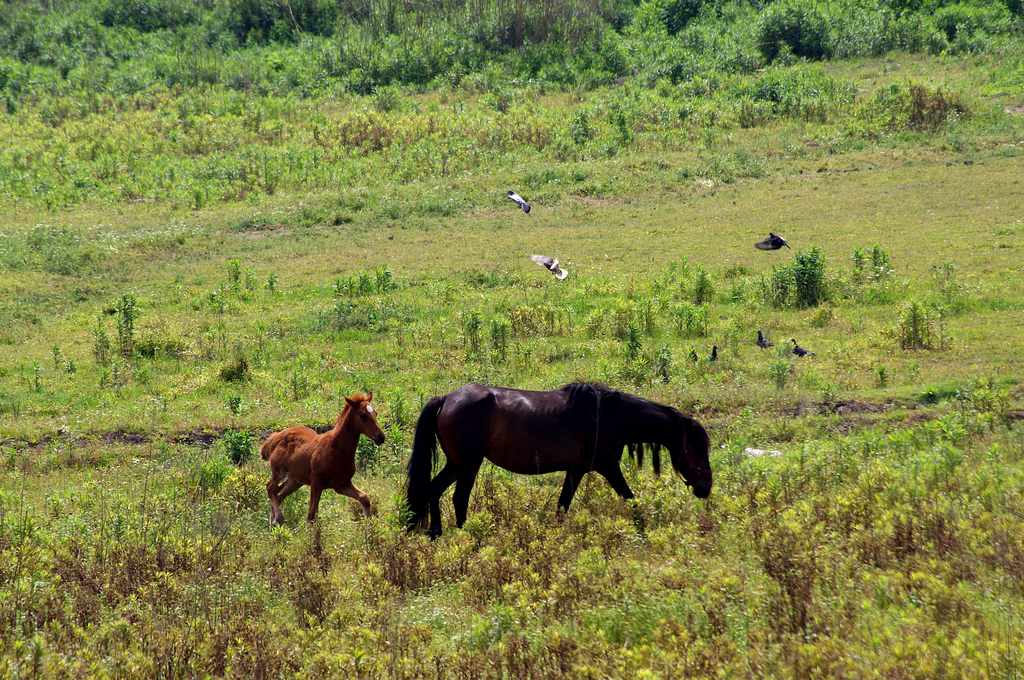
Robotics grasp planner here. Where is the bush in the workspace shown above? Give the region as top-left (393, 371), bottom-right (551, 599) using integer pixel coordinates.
top-left (897, 300), bottom-right (936, 349)
top-left (933, 2), bottom-right (1013, 43)
top-left (791, 248), bottom-right (827, 307)
top-left (220, 429), bottom-right (255, 465)
top-left (96, 0), bottom-right (198, 32)
top-left (219, 353), bottom-right (251, 382)
top-left (757, 0), bottom-right (830, 62)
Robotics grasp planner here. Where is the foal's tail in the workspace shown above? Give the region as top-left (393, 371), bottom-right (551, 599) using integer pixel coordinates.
top-left (260, 432), bottom-right (280, 461)
top-left (405, 396), bottom-right (444, 531)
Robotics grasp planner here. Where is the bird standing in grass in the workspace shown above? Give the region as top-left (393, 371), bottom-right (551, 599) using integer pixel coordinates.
top-left (709, 345), bottom-right (718, 362)
top-left (507, 190), bottom-right (531, 214)
top-left (757, 330), bottom-right (773, 349)
top-left (529, 255), bottom-right (568, 280)
top-left (755, 232), bottom-right (791, 250)
top-left (791, 338), bottom-right (815, 357)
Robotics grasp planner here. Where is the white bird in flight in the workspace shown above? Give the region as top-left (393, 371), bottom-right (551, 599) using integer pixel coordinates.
top-left (530, 255), bottom-right (568, 280)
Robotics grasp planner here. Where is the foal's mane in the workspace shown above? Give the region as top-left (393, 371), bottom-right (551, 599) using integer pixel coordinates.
top-left (559, 382), bottom-right (681, 475)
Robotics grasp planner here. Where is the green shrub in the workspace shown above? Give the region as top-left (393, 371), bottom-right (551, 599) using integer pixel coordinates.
top-left (897, 300), bottom-right (936, 349)
top-left (114, 294), bottom-right (138, 358)
top-left (934, 2), bottom-right (1013, 43)
top-left (219, 353), bottom-right (250, 382)
top-left (769, 359), bottom-right (791, 389)
top-left (220, 429), bottom-right (255, 465)
top-left (791, 248), bottom-right (827, 307)
top-left (757, 0), bottom-right (830, 62)
top-left (692, 267), bottom-right (715, 305)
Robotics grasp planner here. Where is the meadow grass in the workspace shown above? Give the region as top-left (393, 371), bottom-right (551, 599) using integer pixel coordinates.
top-left (1, 31), bottom-right (1024, 680)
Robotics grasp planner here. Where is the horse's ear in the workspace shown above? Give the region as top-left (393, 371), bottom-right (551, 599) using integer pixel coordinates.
top-left (344, 396), bottom-right (357, 407)
top-left (366, 391), bottom-right (373, 402)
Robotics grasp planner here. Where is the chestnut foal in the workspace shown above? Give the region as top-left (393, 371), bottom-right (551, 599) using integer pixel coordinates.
top-left (261, 392), bottom-right (385, 525)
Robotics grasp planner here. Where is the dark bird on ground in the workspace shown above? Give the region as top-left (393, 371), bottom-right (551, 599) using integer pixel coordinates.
top-left (791, 338), bottom-right (815, 357)
top-left (507, 190), bottom-right (531, 214)
top-left (689, 349), bottom-right (699, 362)
top-left (709, 345), bottom-right (718, 362)
top-left (530, 255), bottom-right (568, 280)
top-left (755, 232), bottom-right (790, 250)
top-left (757, 330), bottom-right (773, 349)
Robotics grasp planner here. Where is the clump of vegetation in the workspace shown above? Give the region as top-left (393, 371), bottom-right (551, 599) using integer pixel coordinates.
top-left (763, 248), bottom-right (828, 308)
top-left (114, 294), bottom-right (138, 359)
top-left (897, 300), bottom-right (938, 349)
top-left (220, 429), bottom-right (255, 466)
top-left (756, 0), bottom-right (830, 63)
top-left (219, 353), bottom-right (251, 382)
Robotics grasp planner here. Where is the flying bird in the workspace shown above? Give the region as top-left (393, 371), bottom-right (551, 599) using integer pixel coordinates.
top-left (529, 255), bottom-right (568, 280)
top-left (791, 338), bottom-right (815, 357)
top-left (755, 232), bottom-right (790, 250)
top-left (507, 190), bottom-right (531, 214)
top-left (757, 330), bottom-right (773, 349)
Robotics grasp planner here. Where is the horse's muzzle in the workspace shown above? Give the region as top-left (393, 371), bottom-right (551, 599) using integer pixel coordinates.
top-left (373, 433), bottom-right (386, 445)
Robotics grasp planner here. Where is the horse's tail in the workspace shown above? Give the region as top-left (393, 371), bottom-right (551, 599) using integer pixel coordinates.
top-left (260, 432), bottom-right (279, 461)
top-left (405, 396), bottom-right (444, 530)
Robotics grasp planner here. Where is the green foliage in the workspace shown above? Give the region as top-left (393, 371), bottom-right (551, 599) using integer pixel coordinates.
top-left (220, 429), bottom-right (255, 465)
top-left (852, 244), bottom-right (893, 284)
top-left (764, 248), bottom-right (828, 309)
top-left (114, 294), bottom-right (138, 359)
top-left (897, 299), bottom-right (937, 349)
top-left (654, 344), bottom-right (673, 382)
top-left (692, 267), bottom-right (714, 305)
top-left (219, 353), bottom-right (251, 382)
top-left (757, 0), bottom-right (830, 62)
top-left (92, 316), bottom-right (111, 366)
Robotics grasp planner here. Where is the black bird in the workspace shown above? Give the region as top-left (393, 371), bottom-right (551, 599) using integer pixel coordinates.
top-left (688, 349), bottom-right (699, 362)
top-left (709, 345), bottom-right (718, 362)
top-left (507, 190), bottom-right (531, 214)
top-left (757, 330), bottom-right (773, 349)
top-left (791, 338), bottom-right (815, 357)
top-left (529, 255), bottom-right (568, 280)
top-left (755, 232), bottom-right (791, 250)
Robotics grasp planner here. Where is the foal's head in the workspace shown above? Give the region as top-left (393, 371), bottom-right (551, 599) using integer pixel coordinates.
top-left (341, 392), bottom-right (386, 445)
top-left (669, 414), bottom-right (712, 499)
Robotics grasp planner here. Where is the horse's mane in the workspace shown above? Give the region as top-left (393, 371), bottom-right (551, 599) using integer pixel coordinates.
top-left (559, 382), bottom-right (677, 475)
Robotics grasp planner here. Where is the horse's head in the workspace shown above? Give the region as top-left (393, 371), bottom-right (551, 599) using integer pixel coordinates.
top-left (344, 392), bottom-right (386, 445)
top-left (670, 416), bottom-right (712, 499)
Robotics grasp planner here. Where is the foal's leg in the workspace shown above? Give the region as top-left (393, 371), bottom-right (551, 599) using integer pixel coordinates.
top-left (557, 466), bottom-right (585, 514)
top-left (453, 457), bottom-right (483, 528)
top-left (338, 483), bottom-right (372, 516)
top-left (269, 478), bottom-right (301, 525)
top-left (307, 481), bottom-right (325, 523)
top-left (427, 464), bottom-right (458, 539)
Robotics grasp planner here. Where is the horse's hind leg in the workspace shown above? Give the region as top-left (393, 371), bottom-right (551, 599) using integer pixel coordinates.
top-left (453, 457), bottom-right (483, 529)
top-left (269, 477), bottom-right (301, 525)
top-left (428, 464), bottom-right (458, 539)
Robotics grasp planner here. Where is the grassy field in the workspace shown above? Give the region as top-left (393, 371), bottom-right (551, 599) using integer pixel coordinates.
top-left (3, 4), bottom-right (1024, 675)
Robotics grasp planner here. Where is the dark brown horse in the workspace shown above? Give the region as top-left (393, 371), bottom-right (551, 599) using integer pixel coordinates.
top-left (261, 392), bottom-right (385, 525)
top-left (405, 383), bottom-right (712, 538)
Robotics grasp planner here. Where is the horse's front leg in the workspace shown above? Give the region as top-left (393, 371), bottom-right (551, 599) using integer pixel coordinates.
top-left (557, 466), bottom-right (584, 515)
top-left (307, 481), bottom-right (324, 523)
top-left (600, 465), bottom-right (645, 533)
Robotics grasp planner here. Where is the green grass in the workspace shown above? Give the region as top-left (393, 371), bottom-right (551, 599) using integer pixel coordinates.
top-left (2, 41), bottom-right (1024, 678)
